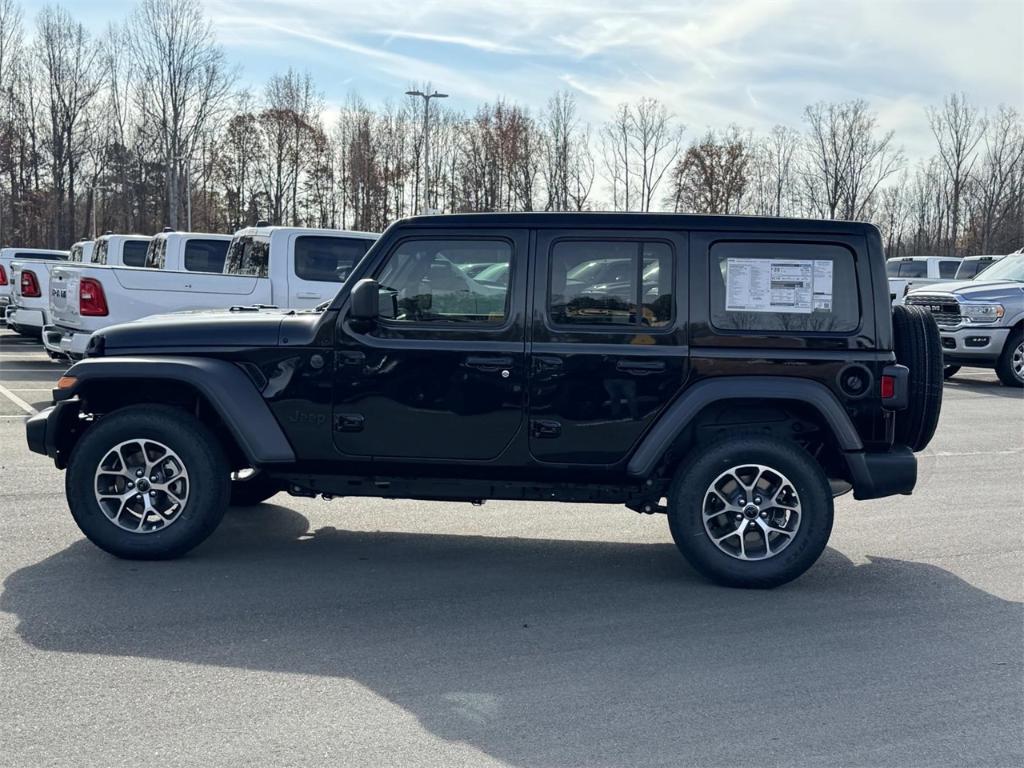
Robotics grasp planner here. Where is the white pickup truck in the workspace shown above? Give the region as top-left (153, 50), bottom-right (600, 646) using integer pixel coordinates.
top-left (44, 226), bottom-right (378, 359)
top-left (0, 247), bottom-right (68, 327)
top-left (68, 239), bottom-right (95, 263)
top-left (5, 251), bottom-right (72, 337)
top-left (887, 255), bottom-right (962, 304)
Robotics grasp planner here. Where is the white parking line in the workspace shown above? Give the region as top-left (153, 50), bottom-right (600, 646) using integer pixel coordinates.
top-left (0, 382), bottom-right (38, 415)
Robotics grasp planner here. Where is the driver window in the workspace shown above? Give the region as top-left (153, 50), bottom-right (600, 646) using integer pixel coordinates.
top-left (375, 239), bottom-right (512, 324)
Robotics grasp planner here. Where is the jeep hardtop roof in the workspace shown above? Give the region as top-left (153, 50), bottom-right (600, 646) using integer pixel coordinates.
top-left (394, 211), bottom-right (881, 237)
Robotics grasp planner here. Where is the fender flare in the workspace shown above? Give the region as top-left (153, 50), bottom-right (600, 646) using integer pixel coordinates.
top-left (626, 376), bottom-right (863, 478)
top-left (60, 356), bottom-right (295, 464)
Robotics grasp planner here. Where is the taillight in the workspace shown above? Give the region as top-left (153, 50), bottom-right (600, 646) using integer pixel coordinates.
top-left (79, 277), bottom-right (108, 316)
top-left (20, 269), bottom-right (41, 297)
top-left (0, 264), bottom-right (7, 285)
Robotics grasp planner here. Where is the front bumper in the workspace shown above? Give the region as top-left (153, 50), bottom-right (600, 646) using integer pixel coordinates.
top-left (937, 325), bottom-right (1010, 363)
top-left (845, 446), bottom-right (917, 500)
top-left (42, 326), bottom-right (91, 359)
top-left (25, 399), bottom-right (81, 468)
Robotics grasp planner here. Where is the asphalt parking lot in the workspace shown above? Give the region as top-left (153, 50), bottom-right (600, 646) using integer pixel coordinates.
top-left (0, 327), bottom-right (1021, 768)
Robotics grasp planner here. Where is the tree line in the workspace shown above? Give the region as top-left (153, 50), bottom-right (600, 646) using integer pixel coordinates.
top-left (0, 0), bottom-right (1021, 256)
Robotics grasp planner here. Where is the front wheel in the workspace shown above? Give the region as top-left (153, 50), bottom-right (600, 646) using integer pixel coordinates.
top-left (66, 405), bottom-right (230, 559)
top-left (995, 328), bottom-right (1024, 388)
top-left (667, 435), bottom-right (834, 589)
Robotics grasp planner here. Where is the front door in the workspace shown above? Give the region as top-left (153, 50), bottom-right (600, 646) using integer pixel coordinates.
top-left (333, 231), bottom-right (528, 461)
top-left (528, 229), bottom-right (688, 465)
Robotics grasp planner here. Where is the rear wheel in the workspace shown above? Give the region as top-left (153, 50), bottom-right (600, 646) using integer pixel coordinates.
top-left (667, 434), bottom-right (834, 589)
top-left (66, 405), bottom-right (230, 559)
top-left (995, 328), bottom-right (1024, 388)
top-left (943, 365), bottom-right (961, 380)
top-left (892, 304), bottom-right (943, 451)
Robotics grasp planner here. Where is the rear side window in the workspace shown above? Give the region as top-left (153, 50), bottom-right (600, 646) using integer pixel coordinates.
top-left (145, 238), bottom-right (168, 269)
top-left (294, 236), bottom-right (370, 283)
top-left (184, 239), bottom-right (229, 273)
top-left (224, 235), bottom-right (271, 277)
top-left (92, 240), bottom-right (108, 264)
top-left (549, 240), bottom-right (673, 327)
top-left (710, 241), bottom-right (858, 333)
top-left (122, 241), bottom-right (149, 267)
top-left (938, 261), bottom-right (959, 279)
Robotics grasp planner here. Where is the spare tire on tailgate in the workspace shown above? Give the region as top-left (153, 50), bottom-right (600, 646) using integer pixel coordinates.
top-left (892, 304), bottom-right (943, 451)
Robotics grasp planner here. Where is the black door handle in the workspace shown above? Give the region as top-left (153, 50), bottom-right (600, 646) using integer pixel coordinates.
top-left (616, 359), bottom-right (666, 374)
top-left (465, 356), bottom-right (514, 370)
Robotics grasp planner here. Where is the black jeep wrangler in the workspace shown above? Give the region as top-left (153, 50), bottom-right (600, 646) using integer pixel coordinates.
top-left (26, 213), bottom-right (943, 588)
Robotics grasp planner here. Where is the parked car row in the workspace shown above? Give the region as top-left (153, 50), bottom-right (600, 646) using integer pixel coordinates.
top-left (1, 225), bottom-right (379, 358)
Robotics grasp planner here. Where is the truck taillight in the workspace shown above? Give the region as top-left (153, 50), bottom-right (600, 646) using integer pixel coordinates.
top-left (0, 264), bottom-right (7, 285)
top-left (20, 269), bottom-right (41, 297)
top-left (79, 277), bottom-right (108, 316)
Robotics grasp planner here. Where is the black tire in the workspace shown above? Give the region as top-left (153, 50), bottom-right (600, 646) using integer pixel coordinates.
top-left (892, 304), bottom-right (943, 452)
top-left (995, 327), bottom-right (1024, 388)
top-left (667, 434), bottom-right (834, 589)
top-left (943, 365), bottom-right (961, 380)
top-left (66, 404), bottom-right (230, 559)
top-left (230, 470), bottom-right (281, 506)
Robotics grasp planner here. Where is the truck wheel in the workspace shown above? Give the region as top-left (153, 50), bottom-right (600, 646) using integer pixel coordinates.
top-left (667, 434), bottom-right (833, 589)
top-left (65, 404), bottom-right (230, 560)
top-left (230, 469), bottom-right (281, 506)
top-left (943, 365), bottom-right (960, 380)
top-left (892, 304), bottom-right (943, 451)
top-left (995, 328), bottom-right (1024, 388)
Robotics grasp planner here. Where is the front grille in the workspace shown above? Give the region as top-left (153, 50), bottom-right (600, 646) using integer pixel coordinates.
top-left (905, 294), bottom-right (961, 326)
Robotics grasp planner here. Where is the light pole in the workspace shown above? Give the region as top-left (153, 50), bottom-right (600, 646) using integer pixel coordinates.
top-left (405, 89), bottom-right (448, 214)
top-left (91, 186), bottom-right (112, 238)
top-left (175, 155), bottom-right (192, 230)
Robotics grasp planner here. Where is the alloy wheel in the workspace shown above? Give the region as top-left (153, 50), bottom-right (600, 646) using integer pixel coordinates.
top-left (93, 439), bottom-right (190, 533)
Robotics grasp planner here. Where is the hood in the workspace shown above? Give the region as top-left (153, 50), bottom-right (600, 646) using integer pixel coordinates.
top-left (908, 280), bottom-right (1024, 301)
top-left (94, 307), bottom-right (319, 353)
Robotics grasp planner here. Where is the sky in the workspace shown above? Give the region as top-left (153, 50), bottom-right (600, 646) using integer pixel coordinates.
top-left (17, 0), bottom-right (1024, 160)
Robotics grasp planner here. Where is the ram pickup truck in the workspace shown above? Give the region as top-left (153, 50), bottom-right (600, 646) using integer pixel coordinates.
top-left (0, 248), bottom-right (68, 326)
top-left (27, 212), bottom-right (943, 589)
top-left (43, 226), bottom-right (378, 359)
top-left (887, 256), bottom-right (961, 304)
top-left (5, 252), bottom-right (71, 337)
top-left (906, 252), bottom-right (1024, 386)
top-left (68, 239), bottom-right (95, 263)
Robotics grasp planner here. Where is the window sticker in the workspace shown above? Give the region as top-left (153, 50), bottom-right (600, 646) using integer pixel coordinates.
top-left (725, 258), bottom-right (833, 314)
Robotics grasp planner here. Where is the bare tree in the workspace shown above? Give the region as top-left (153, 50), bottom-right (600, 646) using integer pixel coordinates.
top-left (601, 98), bottom-right (682, 211)
top-left (666, 126), bottom-right (750, 214)
top-left (35, 5), bottom-right (101, 245)
top-left (128, 0), bottom-right (234, 228)
top-left (802, 100), bottom-right (903, 221)
top-left (927, 93), bottom-right (986, 254)
top-left (748, 125), bottom-right (800, 217)
top-left (969, 105), bottom-right (1023, 253)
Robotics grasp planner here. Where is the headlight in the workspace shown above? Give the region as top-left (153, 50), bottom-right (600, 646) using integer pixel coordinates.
top-left (961, 302), bottom-right (1004, 323)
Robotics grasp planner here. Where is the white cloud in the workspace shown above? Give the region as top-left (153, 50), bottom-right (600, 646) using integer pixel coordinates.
top-left (202, 0), bottom-right (1024, 158)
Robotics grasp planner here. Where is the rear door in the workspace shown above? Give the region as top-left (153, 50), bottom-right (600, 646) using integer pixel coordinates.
top-left (528, 229), bottom-right (688, 465)
top-left (286, 234), bottom-right (373, 307)
top-left (333, 229), bottom-right (527, 461)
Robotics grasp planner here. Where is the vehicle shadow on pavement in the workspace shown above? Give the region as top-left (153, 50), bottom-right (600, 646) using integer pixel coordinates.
top-left (2, 503), bottom-right (1021, 767)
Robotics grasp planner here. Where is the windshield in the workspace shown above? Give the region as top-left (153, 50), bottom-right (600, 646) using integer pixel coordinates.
top-left (969, 254), bottom-right (1024, 282)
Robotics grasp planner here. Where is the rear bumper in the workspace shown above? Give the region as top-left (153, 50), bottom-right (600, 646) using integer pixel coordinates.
top-left (42, 326), bottom-right (90, 358)
top-left (845, 446), bottom-right (917, 500)
top-left (7, 307), bottom-right (47, 330)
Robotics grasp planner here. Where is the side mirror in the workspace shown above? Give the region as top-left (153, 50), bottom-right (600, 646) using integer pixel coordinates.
top-left (349, 278), bottom-right (379, 322)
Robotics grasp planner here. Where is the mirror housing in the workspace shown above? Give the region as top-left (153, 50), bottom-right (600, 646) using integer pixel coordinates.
top-left (349, 278), bottom-right (379, 322)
